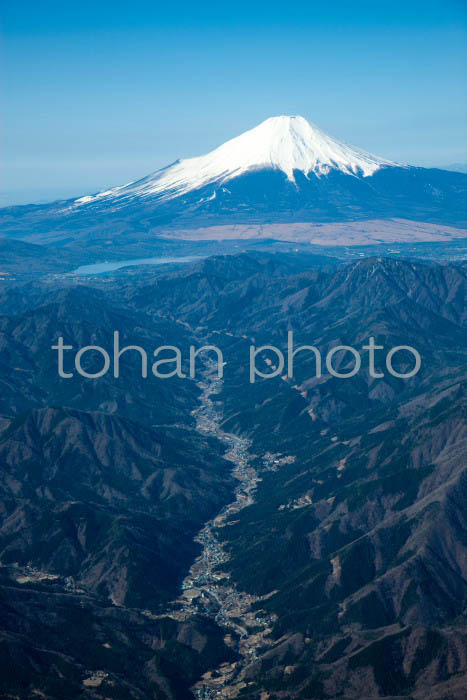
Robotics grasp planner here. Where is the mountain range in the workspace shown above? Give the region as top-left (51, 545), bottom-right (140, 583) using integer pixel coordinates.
top-left (0, 253), bottom-right (466, 698)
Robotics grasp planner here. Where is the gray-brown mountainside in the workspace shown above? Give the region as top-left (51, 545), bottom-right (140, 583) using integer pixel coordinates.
top-left (0, 253), bottom-right (466, 698)
top-left (118, 254), bottom-right (467, 698)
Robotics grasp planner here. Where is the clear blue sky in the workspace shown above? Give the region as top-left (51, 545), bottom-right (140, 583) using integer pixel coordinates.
top-left (1, 0), bottom-right (466, 205)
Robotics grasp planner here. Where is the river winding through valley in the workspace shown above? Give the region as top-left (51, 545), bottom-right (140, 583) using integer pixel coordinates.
top-left (172, 366), bottom-right (278, 699)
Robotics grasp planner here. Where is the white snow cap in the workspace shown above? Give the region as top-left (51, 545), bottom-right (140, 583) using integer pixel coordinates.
top-left (75, 116), bottom-right (400, 205)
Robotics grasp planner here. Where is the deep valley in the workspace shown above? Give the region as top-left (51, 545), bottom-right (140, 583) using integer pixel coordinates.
top-left (0, 249), bottom-right (466, 698)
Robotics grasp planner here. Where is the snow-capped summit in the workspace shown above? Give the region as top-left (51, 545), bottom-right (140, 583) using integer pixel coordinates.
top-left (75, 115), bottom-right (400, 206)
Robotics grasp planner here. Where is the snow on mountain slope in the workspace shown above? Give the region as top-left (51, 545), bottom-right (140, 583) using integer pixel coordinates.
top-left (75, 116), bottom-right (402, 206)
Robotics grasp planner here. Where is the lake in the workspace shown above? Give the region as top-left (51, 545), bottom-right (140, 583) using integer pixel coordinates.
top-left (73, 255), bottom-right (201, 275)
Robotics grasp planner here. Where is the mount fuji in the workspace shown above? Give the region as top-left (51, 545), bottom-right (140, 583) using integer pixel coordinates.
top-left (75, 115), bottom-right (399, 204)
top-left (1, 115), bottom-right (466, 248)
